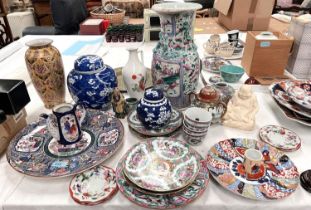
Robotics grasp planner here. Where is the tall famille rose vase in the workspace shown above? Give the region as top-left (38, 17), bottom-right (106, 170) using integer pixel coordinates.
top-left (25, 39), bottom-right (65, 109)
top-left (151, 2), bottom-right (202, 109)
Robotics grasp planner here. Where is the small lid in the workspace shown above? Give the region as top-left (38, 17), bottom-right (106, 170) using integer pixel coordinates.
top-left (74, 55), bottom-right (105, 72)
top-left (144, 88), bottom-right (164, 101)
top-left (0, 110), bottom-right (6, 124)
top-left (196, 85), bottom-right (220, 103)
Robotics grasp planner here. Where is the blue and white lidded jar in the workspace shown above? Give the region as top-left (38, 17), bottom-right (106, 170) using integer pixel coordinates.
top-left (67, 55), bottom-right (117, 110)
top-left (136, 88), bottom-right (172, 129)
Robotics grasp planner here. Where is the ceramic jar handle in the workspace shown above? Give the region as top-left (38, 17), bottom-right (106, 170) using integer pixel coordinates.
top-left (138, 49), bottom-right (144, 66)
top-left (74, 103), bottom-right (86, 125)
top-left (217, 101), bottom-right (227, 118)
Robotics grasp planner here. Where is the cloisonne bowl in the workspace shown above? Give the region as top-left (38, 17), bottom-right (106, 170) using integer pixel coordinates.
top-left (220, 65), bottom-right (245, 83)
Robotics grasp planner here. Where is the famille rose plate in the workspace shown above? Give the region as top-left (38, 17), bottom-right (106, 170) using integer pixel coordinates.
top-left (6, 109), bottom-right (124, 178)
top-left (259, 125), bottom-right (301, 152)
top-left (123, 138), bottom-right (200, 193)
top-left (69, 165), bottom-right (118, 205)
top-left (117, 146), bottom-right (209, 209)
top-left (206, 138), bottom-right (299, 200)
top-left (127, 109), bottom-right (183, 137)
top-left (270, 82), bottom-right (311, 119)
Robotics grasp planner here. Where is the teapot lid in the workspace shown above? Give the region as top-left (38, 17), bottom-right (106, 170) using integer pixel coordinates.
top-left (144, 88), bottom-right (164, 101)
top-left (74, 55), bottom-right (105, 72)
top-left (196, 85), bottom-right (220, 103)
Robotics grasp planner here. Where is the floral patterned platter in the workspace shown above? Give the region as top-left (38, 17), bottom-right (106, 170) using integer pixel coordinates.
top-left (274, 99), bottom-right (311, 127)
top-left (127, 109), bottom-right (183, 137)
top-left (259, 125), bottom-right (301, 152)
top-left (6, 109), bottom-right (124, 178)
top-left (69, 165), bottom-right (118, 205)
top-left (117, 147), bottom-right (209, 209)
top-left (269, 82), bottom-right (311, 118)
top-left (123, 138), bottom-right (200, 193)
top-left (206, 138), bottom-right (299, 200)
top-left (285, 80), bottom-right (311, 110)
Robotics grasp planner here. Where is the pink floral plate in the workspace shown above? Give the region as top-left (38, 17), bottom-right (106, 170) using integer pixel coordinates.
top-left (206, 138), bottom-right (299, 200)
top-left (259, 125), bottom-right (301, 152)
top-left (123, 138), bottom-right (200, 193)
top-left (117, 150), bottom-right (209, 209)
top-left (69, 165), bottom-right (118, 205)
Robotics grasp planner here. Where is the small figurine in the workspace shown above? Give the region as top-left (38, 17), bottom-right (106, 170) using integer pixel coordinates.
top-left (222, 85), bottom-right (259, 131)
top-left (112, 88), bottom-right (126, 119)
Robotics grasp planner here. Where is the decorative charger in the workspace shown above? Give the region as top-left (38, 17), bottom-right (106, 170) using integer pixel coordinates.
top-left (6, 109), bottom-right (124, 178)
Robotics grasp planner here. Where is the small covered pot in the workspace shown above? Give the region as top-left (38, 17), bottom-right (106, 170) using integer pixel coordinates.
top-left (67, 55), bottom-right (117, 110)
top-left (191, 85), bottom-right (227, 124)
top-left (136, 88), bottom-right (172, 130)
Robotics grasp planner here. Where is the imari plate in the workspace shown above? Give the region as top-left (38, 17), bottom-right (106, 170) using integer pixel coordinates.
top-left (259, 125), bottom-right (301, 152)
top-left (206, 138), bottom-right (299, 200)
top-left (127, 109), bottom-right (183, 137)
top-left (117, 149), bottom-right (209, 209)
top-left (270, 82), bottom-right (311, 118)
top-left (286, 80), bottom-right (311, 110)
top-left (6, 109), bottom-right (124, 178)
top-left (69, 165), bottom-right (118, 205)
top-left (123, 138), bottom-right (200, 193)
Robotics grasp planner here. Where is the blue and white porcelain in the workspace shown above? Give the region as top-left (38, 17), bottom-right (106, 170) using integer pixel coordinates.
top-left (136, 88), bottom-right (172, 130)
top-left (67, 55), bottom-right (117, 110)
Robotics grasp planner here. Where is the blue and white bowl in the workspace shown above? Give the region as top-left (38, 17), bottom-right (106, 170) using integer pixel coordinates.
top-left (136, 88), bottom-right (172, 130)
top-left (67, 55), bottom-right (117, 110)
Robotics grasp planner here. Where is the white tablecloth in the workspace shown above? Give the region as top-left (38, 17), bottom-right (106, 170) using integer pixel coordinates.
top-left (0, 35), bottom-right (310, 210)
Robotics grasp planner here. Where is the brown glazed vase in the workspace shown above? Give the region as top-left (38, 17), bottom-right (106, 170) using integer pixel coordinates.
top-left (25, 39), bottom-right (65, 109)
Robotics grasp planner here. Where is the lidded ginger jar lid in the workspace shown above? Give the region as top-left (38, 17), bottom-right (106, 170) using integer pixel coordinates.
top-left (196, 85), bottom-right (220, 103)
top-left (143, 88), bottom-right (165, 102)
top-left (74, 55), bottom-right (105, 72)
top-left (26, 38), bottom-right (53, 48)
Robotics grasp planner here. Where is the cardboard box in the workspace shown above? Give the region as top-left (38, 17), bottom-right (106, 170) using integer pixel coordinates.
top-left (241, 31), bottom-right (294, 77)
top-left (80, 19), bottom-right (104, 35)
top-left (214, 0), bottom-right (275, 31)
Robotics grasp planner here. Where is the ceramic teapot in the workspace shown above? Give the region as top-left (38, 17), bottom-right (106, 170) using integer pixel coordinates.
top-left (47, 103), bottom-right (86, 145)
top-left (136, 88), bottom-right (172, 130)
top-left (191, 85), bottom-right (227, 124)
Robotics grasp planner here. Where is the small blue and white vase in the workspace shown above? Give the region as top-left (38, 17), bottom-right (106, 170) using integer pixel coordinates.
top-left (67, 55), bottom-right (117, 110)
top-left (136, 88), bottom-right (172, 130)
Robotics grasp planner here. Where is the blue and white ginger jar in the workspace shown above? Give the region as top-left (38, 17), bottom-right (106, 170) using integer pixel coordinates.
top-left (67, 55), bottom-right (117, 110)
top-left (136, 88), bottom-right (172, 129)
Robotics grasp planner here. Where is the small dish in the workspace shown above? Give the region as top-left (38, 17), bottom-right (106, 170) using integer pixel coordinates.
top-left (127, 108), bottom-right (183, 137)
top-left (69, 165), bottom-right (118, 205)
top-left (209, 75), bottom-right (224, 84)
top-left (202, 56), bottom-right (232, 74)
top-left (259, 125), bottom-right (301, 152)
top-left (220, 65), bottom-right (245, 83)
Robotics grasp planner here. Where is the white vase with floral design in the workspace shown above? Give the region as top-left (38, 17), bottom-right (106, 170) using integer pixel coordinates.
top-left (122, 48), bottom-right (146, 99)
top-left (151, 3), bottom-right (202, 109)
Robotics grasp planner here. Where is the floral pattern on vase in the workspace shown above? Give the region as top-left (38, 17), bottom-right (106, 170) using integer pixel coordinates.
top-left (151, 3), bottom-right (202, 109)
top-left (25, 39), bottom-right (65, 109)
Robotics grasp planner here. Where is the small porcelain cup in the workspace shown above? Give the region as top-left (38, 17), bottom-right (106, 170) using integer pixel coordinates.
top-left (227, 29), bottom-right (239, 47)
top-left (47, 103), bottom-right (86, 145)
top-left (244, 148), bottom-right (265, 180)
top-left (125, 97), bottom-right (138, 113)
top-left (183, 107), bottom-right (212, 145)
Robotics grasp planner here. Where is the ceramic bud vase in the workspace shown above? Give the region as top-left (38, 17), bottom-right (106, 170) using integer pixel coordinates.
top-left (25, 39), bottom-right (65, 109)
top-left (122, 48), bottom-right (146, 99)
top-left (151, 3), bottom-right (202, 109)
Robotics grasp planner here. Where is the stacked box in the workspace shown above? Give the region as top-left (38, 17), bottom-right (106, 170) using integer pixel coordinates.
top-left (287, 17), bottom-right (311, 78)
top-left (144, 9), bottom-right (161, 42)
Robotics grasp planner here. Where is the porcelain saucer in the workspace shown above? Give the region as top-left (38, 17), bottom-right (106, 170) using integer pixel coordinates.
top-left (127, 109), bottom-right (183, 137)
top-left (259, 125), bottom-right (301, 152)
top-left (69, 165), bottom-right (118, 205)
